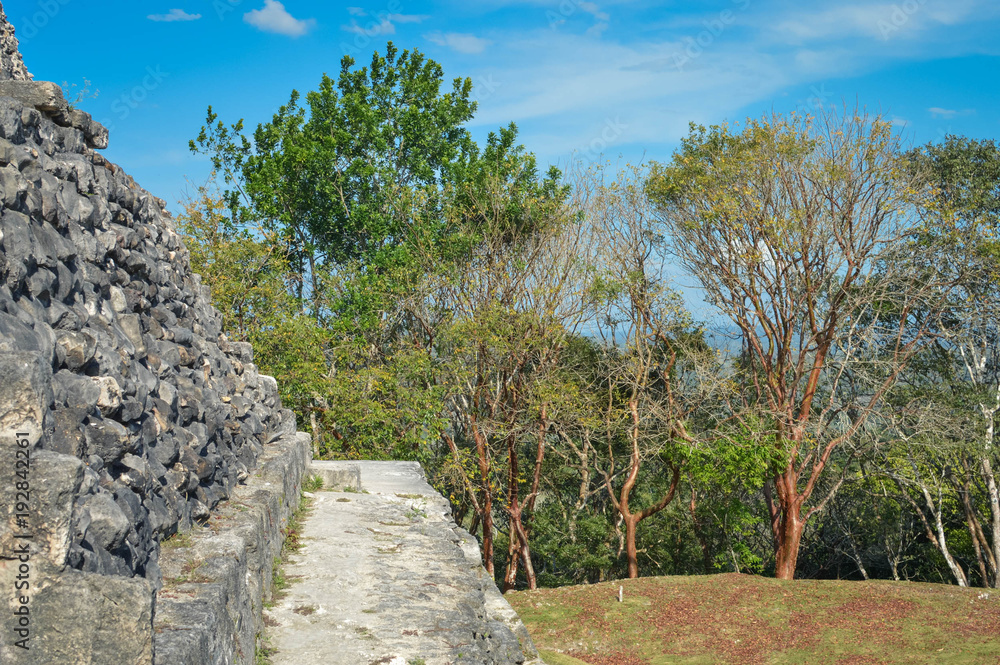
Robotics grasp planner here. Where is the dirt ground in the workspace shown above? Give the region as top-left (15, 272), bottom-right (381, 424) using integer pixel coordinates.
top-left (506, 573), bottom-right (1000, 664)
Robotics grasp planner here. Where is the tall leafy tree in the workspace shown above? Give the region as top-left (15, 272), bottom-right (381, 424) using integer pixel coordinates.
top-left (646, 109), bottom-right (952, 579)
top-left (190, 42), bottom-right (477, 320)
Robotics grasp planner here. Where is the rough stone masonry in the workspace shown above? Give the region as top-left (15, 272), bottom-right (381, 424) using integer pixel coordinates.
top-left (0, 3), bottom-right (307, 663)
top-left (0, 5), bottom-right (538, 665)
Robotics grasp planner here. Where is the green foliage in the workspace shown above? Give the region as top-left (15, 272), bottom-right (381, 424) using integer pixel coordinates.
top-left (184, 44), bottom-right (1000, 591)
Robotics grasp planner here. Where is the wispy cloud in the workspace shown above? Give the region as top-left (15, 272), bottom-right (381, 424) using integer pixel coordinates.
top-left (928, 107), bottom-right (976, 119)
top-left (426, 31), bottom-right (492, 54)
top-left (244, 0), bottom-right (316, 38)
top-left (343, 18), bottom-right (395, 36)
top-left (763, 0), bottom-right (989, 44)
top-left (389, 14), bottom-right (431, 24)
top-left (148, 8), bottom-right (201, 22)
top-left (340, 11), bottom-right (429, 37)
top-left (579, 1), bottom-right (610, 22)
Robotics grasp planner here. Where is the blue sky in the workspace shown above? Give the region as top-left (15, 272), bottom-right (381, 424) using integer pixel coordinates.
top-left (10, 0), bottom-right (1000, 219)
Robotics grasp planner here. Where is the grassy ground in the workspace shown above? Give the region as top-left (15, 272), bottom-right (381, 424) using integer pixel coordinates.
top-left (506, 573), bottom-right (1000, 665)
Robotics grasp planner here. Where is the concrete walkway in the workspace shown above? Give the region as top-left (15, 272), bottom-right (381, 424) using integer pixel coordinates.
top-left (265, 461), bottom-right (542, 665)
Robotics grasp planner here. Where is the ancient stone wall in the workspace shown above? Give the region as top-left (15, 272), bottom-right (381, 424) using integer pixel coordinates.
top-left (0, 5), bottom-right (309, 663)
top-left (0, 8), bottom-right (538, 665)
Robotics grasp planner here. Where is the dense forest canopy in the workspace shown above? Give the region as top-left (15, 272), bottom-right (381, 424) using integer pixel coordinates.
top-left (184, 43), bottom-right (1000, 589)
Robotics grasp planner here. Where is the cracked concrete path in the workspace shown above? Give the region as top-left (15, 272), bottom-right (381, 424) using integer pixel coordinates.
top-left (265, 461), bottom-right (542, 665)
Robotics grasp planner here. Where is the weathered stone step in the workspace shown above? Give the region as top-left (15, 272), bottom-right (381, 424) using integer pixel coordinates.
top-left (265, 461), bottom-right (542, 665)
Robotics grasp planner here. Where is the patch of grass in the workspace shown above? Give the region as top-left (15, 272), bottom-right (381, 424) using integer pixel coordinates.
top-left (395, 493), bottom-right (424, 499)
top-left (264, 491), bottom-right (315, 607)
top-left (508, 574), bottom-right (1000, 665)
top-left (163, 556), bottom-right (214, 587)
top-left (302, 475), bottom-right (324, 492)
top-left (343, 485), bottom-right (359, 493)
top-left (537, 651), bottom-right (591, 665)
top-left (337, 497), bottom-right (352, 502)
top-left (255, 633), bottom-right (275, 665)
top-left (405, 505), bottom-right (427, 520)
top-left (408, 658), bottom-right (427, 665)
top-left (161, 531), bottom-right (193, 549)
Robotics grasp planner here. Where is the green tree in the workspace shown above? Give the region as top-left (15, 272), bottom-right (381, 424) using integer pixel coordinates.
top-left (177, 185), bottom-right (328, 445)
top-left (646, 109), bottom-right (950, 579)
top-left (190, 42), bottom-right (477, 320)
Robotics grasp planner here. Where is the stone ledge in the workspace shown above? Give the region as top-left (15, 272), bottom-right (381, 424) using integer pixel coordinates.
top-left (0, 80), bottom-right (64, 112)
top-left (308, 459), bottom-right (361, 491)
top-left (153, 431), bottom-right (311, 665)
top-left (0, 80), bottom-right (108, 148)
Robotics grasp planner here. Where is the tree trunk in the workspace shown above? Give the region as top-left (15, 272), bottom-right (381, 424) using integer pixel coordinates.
top-left (309, 411), bottom-right (321, 459)
top-left (624, 515), bottom-right (639, 579)
top-left (503, 431), bottom-right (520, 591)
top-left (774, 509), bottom-right (804, 580)
top-left (982, 447), bottom-right (1000, 588)
top-left (513, 513), bottom-right (538, 589)
top-left (502, 531), bottom-right (519, 592)
top-left (772, 465), bottom-right (805, 581)
top-left (472, 420), bottom-right (494, 576)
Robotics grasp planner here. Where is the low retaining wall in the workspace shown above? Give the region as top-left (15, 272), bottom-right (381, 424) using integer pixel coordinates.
top-left (154, 432), bottom-right (311, 665)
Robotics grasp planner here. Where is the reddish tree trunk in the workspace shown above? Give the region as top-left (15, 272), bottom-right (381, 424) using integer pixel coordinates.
top-left (471, 419), bottom-right (494, 575)
top-left (774, 507), bottom-right (804, 580)
top-left (624, 515), bottom-right (640, 579)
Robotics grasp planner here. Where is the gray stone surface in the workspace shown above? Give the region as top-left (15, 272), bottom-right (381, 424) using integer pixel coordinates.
top-left (0, 81), bottom-right (66, 112)
top-left (0, 75), bottom-right (294, 582)
top-left (153, 432), bottom-right (311, 665)
top-left (0, 2), bottom-right (30, 81)
top-left (0, 6), bottom-right (313, 662)
top-left (309, 459), bottom-right (361, 491)
top-left (266, 461), bottom-right (542, 665)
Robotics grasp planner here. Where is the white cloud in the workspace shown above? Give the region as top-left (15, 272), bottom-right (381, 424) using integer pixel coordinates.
top-left (765, 0), bottom-right (992, 44)
top-left (341, 13), bottom-right (427, 37)
top-left (578, 1), bottom-right (610, 22)
top-left (388, 14), bottom-right (430, 24)
top-left (347, 6), bottom-right (367, 16)
top-left (928, 107), bottom-right (976, 119)
top-left (586, 22), bottom-right (609, 38)
top-left (342, 18), bottom-right (395, 36)
top-left (243, 1), bottom-right (316, 38)
top-left (426, 32), bottom-right (492, 54)
top-left (148, 9), bottom-right (201, 22)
